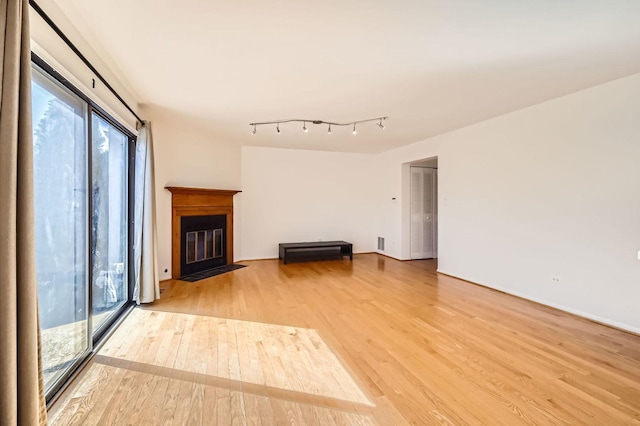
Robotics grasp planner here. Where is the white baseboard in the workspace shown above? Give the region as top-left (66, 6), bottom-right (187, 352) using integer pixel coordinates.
top-left (375, 250), bottom-right (409, 261)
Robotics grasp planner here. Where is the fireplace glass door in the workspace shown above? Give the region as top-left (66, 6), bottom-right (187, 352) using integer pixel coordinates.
top-left (180, 215), bottom-right (227, 276)
top-left (186, 229), bottom-right (223, 264)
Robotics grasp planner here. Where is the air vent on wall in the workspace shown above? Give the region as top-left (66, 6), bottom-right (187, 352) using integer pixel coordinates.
top-left (377, 237), bottom-right (385, 251)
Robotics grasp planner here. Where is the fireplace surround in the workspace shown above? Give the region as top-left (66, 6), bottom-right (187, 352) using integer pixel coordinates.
top-left (166, 187), bottom-right (241, 279)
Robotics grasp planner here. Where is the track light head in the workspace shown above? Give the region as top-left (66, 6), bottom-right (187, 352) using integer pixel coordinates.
top-left (251, 124), bottom-right (256, 135)
top-left (352, 123), bottom-right (357, 135)
top-left (378, 118), bottom-right (385, 130)
top-left (328, 124), bottom-right (331, 134)
top-left (276, 123), bottom-right (281, 134)
top-left (303, 122), bottom-right (308, 133)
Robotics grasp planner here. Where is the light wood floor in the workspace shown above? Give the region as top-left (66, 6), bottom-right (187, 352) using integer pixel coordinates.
top-left (48, 254), bottom-right (640, 425)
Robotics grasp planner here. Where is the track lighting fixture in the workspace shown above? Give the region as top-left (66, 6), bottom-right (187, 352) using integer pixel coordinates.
top-left (248, 116), bottom-right (387, 136)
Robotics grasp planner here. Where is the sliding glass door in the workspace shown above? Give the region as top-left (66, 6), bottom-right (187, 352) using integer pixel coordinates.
top-left (91, 113), bottom-right (129, 332)
top-left (32, 65), bottom-right (90, 391)
top-left (31, 60), bottom-right (135, 398)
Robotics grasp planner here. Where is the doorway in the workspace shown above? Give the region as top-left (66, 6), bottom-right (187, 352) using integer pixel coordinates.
top-left (410, 158), bottom-right (438, 259)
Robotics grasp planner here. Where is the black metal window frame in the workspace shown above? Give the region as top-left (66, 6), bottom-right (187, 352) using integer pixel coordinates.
top-left (32, 53), bottom-right (137, 404)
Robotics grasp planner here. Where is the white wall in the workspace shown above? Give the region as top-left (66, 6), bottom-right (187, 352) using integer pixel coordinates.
top-left (143, 106), bottom-right (241, 280)
top-left (375, 73), bottom-right (640, 333)
top-left (239, 146), bottom-right (376, 260)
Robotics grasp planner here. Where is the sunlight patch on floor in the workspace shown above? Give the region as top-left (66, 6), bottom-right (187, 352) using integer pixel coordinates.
top-left (101, 309), bottom-right (374, 407)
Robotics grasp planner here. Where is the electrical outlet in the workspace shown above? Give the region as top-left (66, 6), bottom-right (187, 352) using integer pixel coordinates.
top-left (551, 276), bottom-right (561, 284)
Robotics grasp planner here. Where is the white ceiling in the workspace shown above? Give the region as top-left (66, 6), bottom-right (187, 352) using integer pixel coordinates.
top-left (52, 0), bottom-right (640, 153)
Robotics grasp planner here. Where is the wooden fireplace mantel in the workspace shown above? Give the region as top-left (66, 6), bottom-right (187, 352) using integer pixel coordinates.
top-left (166, 187), bottom-right (241, 279)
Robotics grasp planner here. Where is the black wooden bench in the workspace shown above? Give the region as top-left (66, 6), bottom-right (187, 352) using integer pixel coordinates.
top-left (278, 241), bottom-right (353, 264)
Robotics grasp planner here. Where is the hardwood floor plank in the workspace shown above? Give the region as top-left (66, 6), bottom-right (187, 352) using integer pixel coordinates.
top-left (48, 254), bottom-right (640, 425)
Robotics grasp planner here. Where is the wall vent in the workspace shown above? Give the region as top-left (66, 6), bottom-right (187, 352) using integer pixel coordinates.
top-left (377, 237), bottom-right (385, 251)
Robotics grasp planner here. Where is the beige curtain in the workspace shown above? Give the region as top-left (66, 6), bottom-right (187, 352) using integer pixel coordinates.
top-left (133, 123), bottom-right (160, 304)
top-left (0, 0), bottom-right (48, 424)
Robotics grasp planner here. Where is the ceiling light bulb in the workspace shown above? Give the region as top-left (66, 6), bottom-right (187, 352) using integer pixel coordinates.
top-left (328, 124), bottom-right (331, 134)
top-left (276, 123), bottom-right (281, 134)
top-left (352, 123), bottom-right (357, 135)
top-left (303, 122), bottom-right (308, 133)
top-left (251, 124), bottom-right (256, 135)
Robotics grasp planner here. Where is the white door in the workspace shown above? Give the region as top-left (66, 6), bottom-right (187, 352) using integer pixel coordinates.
top-left (410, 167), bottom-right (438, 259)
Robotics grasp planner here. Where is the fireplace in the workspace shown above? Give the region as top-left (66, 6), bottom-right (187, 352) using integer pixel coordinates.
top-left (180, 214), bottom-right (226, 276)
top-left (166, 187), bottom-right (241, 279)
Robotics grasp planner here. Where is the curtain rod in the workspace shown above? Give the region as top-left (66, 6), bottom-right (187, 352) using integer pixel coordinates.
top-left (29, 0), bottom-right (145, 126)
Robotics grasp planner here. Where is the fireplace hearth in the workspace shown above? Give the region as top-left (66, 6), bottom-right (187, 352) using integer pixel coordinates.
top-left (166, 187), bottom-right (241, 279)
